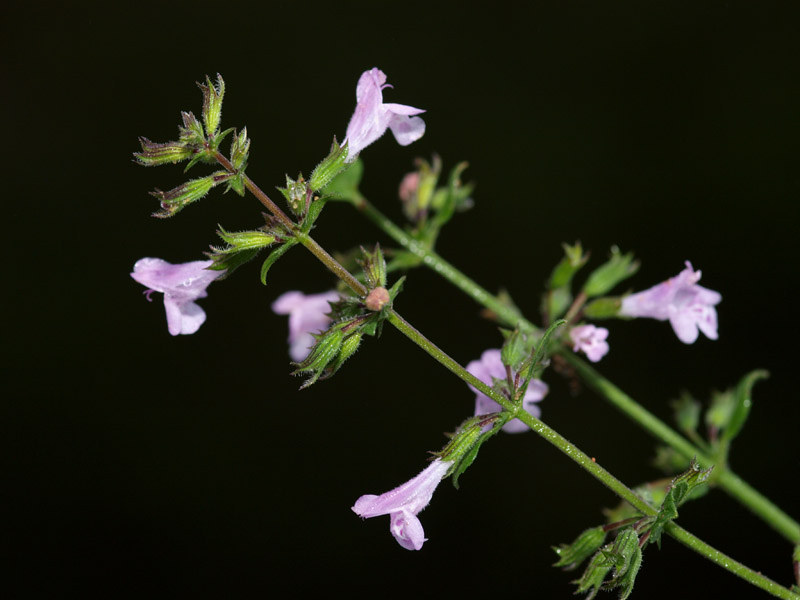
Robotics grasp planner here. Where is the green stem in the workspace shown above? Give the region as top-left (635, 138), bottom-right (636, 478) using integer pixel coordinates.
top-left (349, 193), bottom-right (800, 545)
top-left (351, 193), bottom-right (537, 333)
top-left (666, 523), bottom-right (800, 599)
top-left (716, 470), bottom-right (800, 544)
top-left (211, 160), bottom-right (796, 596)
top-left (387, 310), bottom-right (654, 515)
top-left (391, 313), bottom-right (798, 598)
top-left (562, 350), bottom-right (800, 544)
top-left (214, 151), bottom-right (368, 297)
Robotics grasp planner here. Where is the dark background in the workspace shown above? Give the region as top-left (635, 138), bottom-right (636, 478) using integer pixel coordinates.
top-left (5, 1), bottom-right (799, 598)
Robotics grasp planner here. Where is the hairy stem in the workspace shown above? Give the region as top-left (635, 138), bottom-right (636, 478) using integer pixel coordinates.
top-left (666, 523), bottom-right (800, 599)
top-left (211, 158), bottom-right (796, 595)
top-left (348, 192), bottom-right (800, 545)
top-left (563, 351), bottom-right (800, 544)
top-left (351, 193), bottom-right (537, 333)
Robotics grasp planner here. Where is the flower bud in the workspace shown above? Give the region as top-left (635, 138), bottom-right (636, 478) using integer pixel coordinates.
top-left (365, 287), bottom-right (390, 311)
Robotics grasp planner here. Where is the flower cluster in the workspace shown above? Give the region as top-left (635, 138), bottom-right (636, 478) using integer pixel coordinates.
top-left (466, 349), bottom-right (549, 433)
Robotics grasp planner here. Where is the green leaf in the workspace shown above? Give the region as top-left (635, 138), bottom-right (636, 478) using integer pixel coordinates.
top-left (301, 197), bottom-right (329, 232)
top-left (518, 319), bottom-right (565, 393)
top-left (260, 240), bottom-right (298, 285)
top-left (721, 369), bottom-right (769, 444)
top-left (672, 392), bottom-right (702, 435)
top-left (500, 327), bottom-right (527, 369)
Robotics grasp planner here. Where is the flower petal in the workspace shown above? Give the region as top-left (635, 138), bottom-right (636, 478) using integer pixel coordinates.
top-left (390, 510), bottom-right (426, 551)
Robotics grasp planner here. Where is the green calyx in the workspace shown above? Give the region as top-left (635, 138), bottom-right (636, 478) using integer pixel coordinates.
top-left (582, 246), bottom-right (639, 298)
top-left (206, 226), bottom-right (278, 275)
top-left (553, 526), bottom-right (607, 571)
top-left (437, 412), bottom-right (508, 489)
top-left (199, 74), bottom-right (225, 137)
top-left (150, 172), bottom-right (230, 218)
top-left (309, 138), bottom-right (350, 192)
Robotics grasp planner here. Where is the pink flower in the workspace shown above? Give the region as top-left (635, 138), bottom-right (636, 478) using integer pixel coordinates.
top-left (344, 68), bottom-right (425, 162)
top-left (570, 324), bottom-right (610, 362)
top-left (620, 261), bottom-right (722, 344)
top-left (352, 458), bottom-right (452, 551)
top-left (130, 258), bottom-right (223, 335)
top-left (271, 291), bottom-right (340, 361)
top-left (466, 349), bottom-right (549, 434)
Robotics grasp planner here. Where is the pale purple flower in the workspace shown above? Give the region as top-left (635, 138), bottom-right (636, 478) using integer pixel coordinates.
top-left (271, 290), bottom-right (340, 361)
top-left (620, 261), bottom-right (722, 344)
top-left (343, 68), bottom-right (425, 162)
top-left (352, 458), bottom-right (452, 551)
top-left (466, 349), bottom-right (549, 434)
top-left (131, 258), bottom-right (223, 336)
top-left (570, 324), bottom-right (610, 363)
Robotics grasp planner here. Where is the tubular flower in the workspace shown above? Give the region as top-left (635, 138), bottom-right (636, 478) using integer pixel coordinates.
top-left (352, 458), bottom-right (452, 551)
top-left (343, 68), bottom-right (425, 162)
top-left (271, 290), bottom-right (340, 361)
top-left (570, 324), bottom-right (610, 362)
top-left (620, 261), bottom-right (722, 344)
top-left (466, 349), bottom-right (549, 434)
top-left (131, 258), bottom-right (223, 335)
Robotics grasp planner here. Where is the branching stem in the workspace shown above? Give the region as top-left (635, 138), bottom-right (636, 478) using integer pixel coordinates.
top-left (210, 155), bottom-right (798, 598)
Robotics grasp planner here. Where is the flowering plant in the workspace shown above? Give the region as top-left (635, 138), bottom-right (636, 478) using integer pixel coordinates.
top-left (130, 69), bottom-right (799, 598)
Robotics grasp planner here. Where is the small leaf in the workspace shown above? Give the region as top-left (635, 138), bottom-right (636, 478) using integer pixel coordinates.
top-left (260, 240), bottom-right (298, 285)
top-left (302, 197), bottom-right (328, 232)
top-left (721, 369), bottom-right (769, 444)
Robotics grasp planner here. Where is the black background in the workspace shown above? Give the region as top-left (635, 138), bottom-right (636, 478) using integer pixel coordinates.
top-left (5, 2), bottom-right (800, 598)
